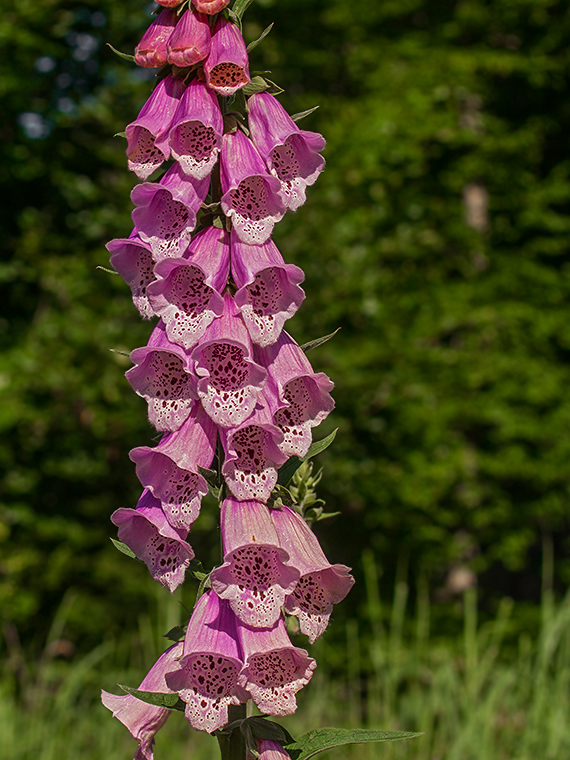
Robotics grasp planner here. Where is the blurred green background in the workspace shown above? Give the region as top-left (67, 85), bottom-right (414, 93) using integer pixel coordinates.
top-left (3, 0), bottom-right (570, 757)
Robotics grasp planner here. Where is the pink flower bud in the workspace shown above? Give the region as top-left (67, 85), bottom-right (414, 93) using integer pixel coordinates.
top-left (135, 8), bottom-right (178, 69)
top-left (167, 10), bottom-right (211, 67)
top-left (204, 18), bottom-right (250, 96)
top-left (192, 0), bottom-right (230, 15)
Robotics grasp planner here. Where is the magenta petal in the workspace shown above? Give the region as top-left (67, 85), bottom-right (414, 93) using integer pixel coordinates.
top-left (169, 79), bottom-right (223, 180)
top-left (204, 17), bottom-right (250, 96)
top-left (165, 591), bottom-right (248, 732)
top-left (257, 741), bottom-right (292, 760)
top-left (272, 506), bottom-right (354, 643)
top-left (166, 10), bottom-right (211, 67)
top-left (231, 231), bottom-right (305, 346)
top-left (135, 8), bottom-right (178, 68)
top-left (107, 233), bottom-right (156, 319)
top-left (237, 617), bottom-right (316, 716)
top-left (126, 75), bottom-right (186, 180)
top-left (102, 642), bottom-right (183, 760)
top-left (210, 498), bottom-right (299, 628)
top-left (112, 491), bottom-right (194, 591)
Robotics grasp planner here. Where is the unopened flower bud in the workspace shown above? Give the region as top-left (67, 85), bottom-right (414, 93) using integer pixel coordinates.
top-left (135, 8), bottom-right (178, 68)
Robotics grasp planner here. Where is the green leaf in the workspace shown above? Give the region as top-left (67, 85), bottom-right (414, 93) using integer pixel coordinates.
top-left (109, 348), bottom-right (130, 357)
top-left (242, 76), bottom-right (271, 98)
top-left (232, 0), bottom-right (256, 22)
top-left (96, 266), bottom-right (118, 275)
top-left (305, 429), bottom-right (337, 459)
top-left (198, 466), bottom-right (219, 488)
top-left (113, 131), bottom-right (126, 139)
top-left (163, 625), bottom-right (185, 642)
top-left (118, 685), bottom-right (186, 712)
top-left (110, 538), bottom-right (136, 559)
top-left (284, 728), bottom-right (422, 760)
top-left (188, 558), bottom-right (208, 582)
top-left (291, 105), bottom-right (319, 123)
top-left (106, 43), bottom-right (135, 62)
top-left (246, 23), bottom-right (274, 53)
top-left (246, 717), bottom-right (292, 744)
top-left (301, 328), bottom-right (341, 352)
top-left (277, 430), bottom-right (337, 486)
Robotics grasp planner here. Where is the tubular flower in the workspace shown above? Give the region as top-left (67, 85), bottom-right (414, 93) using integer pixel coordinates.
top-left (131, 162), bottom-right (210, 261)
top-left (169, 79), bottom-right (223, 180)
top-left (231, 230), bottom-right (305, 347)
top-left (129, 402), bottom-right (216, 531)
top-left (248, 92), bottom-right (326, 211)
top-left (135, 8), bottom-right (178, 69)
top-left (192, 0), bottom-right (230, 14)
top-left (204, 17), bottom-right (250, 96)
top-left (111, 490), bottom-right (194, 592)
top-left (126, 321), bottom-right (197, 433)
top-left (125, 75), bottom-right (186, 181)
top-left (210, 498), bottom-right (299, 628)
top-left (191, 293), bottom-right (267, 428)
top-left (101, 642), bottom-right (183, 760)
top-left (107, 232), bottom-right (156, 319)
top-left (165, 591), bottom-right (248, 732)
top-left (221, 130), bottom-right (286, 245)
top-left (253, 741), bottom-right (292, 760)
top-left (166, 9), bottom-right (211, 67)
top-left (255, 331), bottom-right (334, 458)
top-left (237, 617), bottom-right (316, 716)
top-left (272, 506), bottom-right (354, 644)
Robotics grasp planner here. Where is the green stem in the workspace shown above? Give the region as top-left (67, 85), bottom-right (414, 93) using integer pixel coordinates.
top-left (217, 704), bottom-right (248, 760)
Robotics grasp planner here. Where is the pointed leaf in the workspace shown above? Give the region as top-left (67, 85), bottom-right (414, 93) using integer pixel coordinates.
top-left (232, 0), bottom-right (256, 22)
top-left (301, 328), bottom-right (341, 352)
top-left (188, 558), bottom-right (208, 582)
top-left (243, 76), bottom-right (270, 98)
top-left (246, 23), bottom-right (274, 53)
top-left (109, 348), bottom-right (130, 357)
top-left (118, 685), bottom-right (186, 711)
top-left (110, 538), bottom-right (136, 559)
top-left (106, 43), bottom-right (135, 62)
top-left (305, 429), bottom-right (337, 459)
top-left (277, 455), bottom-right (303, 486)
top-left (291, 106), bottom-right (320, 123)
top-left (114, 131), bottom-right (127, 139)
top-left (246, 717), bottom-right (291, 744)
top-left (163, 625), bottom-right (186, 642)
top-left (198, 466), bottom-right (220, 488)
top-left (96, 266), bottom-right (119, 274)
top-left (284, 728), bottom-right (422, 760)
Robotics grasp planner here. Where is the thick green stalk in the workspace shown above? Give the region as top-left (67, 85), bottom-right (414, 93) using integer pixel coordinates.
top-left (217, 704), bottom-right (248, 760)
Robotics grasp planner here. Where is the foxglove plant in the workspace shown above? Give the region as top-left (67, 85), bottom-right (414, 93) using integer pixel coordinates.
top-left (102, 3), bottom-right (418, 759)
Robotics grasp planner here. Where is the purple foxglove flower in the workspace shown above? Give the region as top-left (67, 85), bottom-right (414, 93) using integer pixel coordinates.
top-left (255, 331), bottom-right (334, 458)
top-left (112, 490), bottom-right (194, 592)
top-left (237, 616), bottom-right (316, 716)
top-left (210, 498), bottom-right (299, 628)
top-left (166, 10), bottom-right (211, 68)
top-left (135, 8), bottom-right (178, 69)
top-left (126, 321), bottom-right (197, 432)
top-left (204, 18), bottom-right (250, 96)
top-left (231, 231), bottom-right (305, 346)
top-left (147, 226), bottom-right (230, 350)
top-left (192, 0), bottom-right (230, 14)
top-left (272, 506), bottom-right (354, 644)
top-left (248, 92), bottom-right (326, 211)
top-left (126, 75), bottom-right (186, 181)
top-left (156, 0), bottom-right (184, 7)
top-left (254, 741), bottom-right (292, 760)
top-left (107, 232), bottom-right (156, 319)
top-left (166, 590), bottom-right (248, 732)
top-left (191, 293), bottom-right (267, 427)
top-left (220, 387), bottom-right (288, 502)
top-left (129, 402), bottom-right (215, 531)
top-left (220, 130), bottom-right (286, 245)
top-left (168, 79), bottom-right (223, 180)
top-left (131, 162), bottom-right (210, 261)
top-left (102, 641), bottom-right (183, 760)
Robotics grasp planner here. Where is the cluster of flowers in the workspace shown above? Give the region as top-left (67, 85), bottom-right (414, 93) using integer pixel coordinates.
top-left (102, 2), bottom-right (354, 759)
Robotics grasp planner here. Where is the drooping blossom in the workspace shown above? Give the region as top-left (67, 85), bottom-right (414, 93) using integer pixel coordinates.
top-left (129, 402), bottom-right (216, 531)
top-left (155, 0), bottom-right (184, 8)
top-left (204, 17), bottom-right (250, 96)
top-left (191, 293), bottom-right (267, 428)
top-left (135, 8), bottom-right (178, 69)
top-left (253, 741), bottom-right (292, 760)
top-left (255, 331), bottom-right (334, 458)
top-left (126, 75), bottom-right (186, 181)
top-left (166, 591), bottom-right (248, 732)
top-left (111, 490), bottom-right (194, 592)
top-left (248, 92), bottom-right (326, 211)
top-left (107, 231), bottom-right (156, 319)
top-left (237, 616), bottom-right (316, 716)
top-left (147, 226), bottom-right (230, 350)
top-left (166, 10), bottom-right (211, 68)
top-left (102, 642), bottom-right (183, 760)
top-left (271, 506), bottom-right (354, 643)
top-left (168, 79), bottom-right (223, 180)
top-left (221, 129), bottom-right (286, 245)
top-left (210, 498), bottom-right (299, 628)
top-left (192, 0), bottom-right (230, 14)
top-left (231, 230), bottom-right (305, 346)
top-left (126, 321), bottom-right (197, 432)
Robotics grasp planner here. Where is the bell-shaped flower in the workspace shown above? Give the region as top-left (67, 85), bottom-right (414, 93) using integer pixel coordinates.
top-left (210, 498), bottom-right (299, 628)
top-left (108, 231), bottom-right (156, 319)
top-left (126, 321), bottom-right (197, 432)
top-left (147, 227), bottom-right (229, 350)
top-left (135, 8), bottom-right (178, 69)
top-left (167, 10), bottom-right (211, 68)
top-left (111, 490), bottom-right (194, 592)
top-left (271, 506), bottom-right (354, 644)
top-left (220, 386), bottom-right (288, 502)
top-left (203, 17), bottom-right (250, 96)
top-left (231, 231), bottom-right (305, 346)
top-left (237, 616), bottom-right (316, 716)
top-left (168, 79), bottom-right (223, 180)
top-left (132, 162), bottom-right (210, 260)
top-left (191, 293), bottom-right (267, 428)
top-left (248, 92), bottom-right (326, 211)
top-left (102, 641), bottom-right (183, 760)
top-left (156, 0), bottom-right (185, 6)
top-left (129, 402), bottom-right (215, 531)
top-left (126, 75), bottom-right (186, 181)
top-left (255, 331), bottom-right (334, 458)
top-left (192, 0), bottom-right (230, 14)
top-left (166, 591), bottom-right (248, 732)
top-left (254, 741), bottom-right (292, 760)
top-left (221, 130), bottom-right (286, 245)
